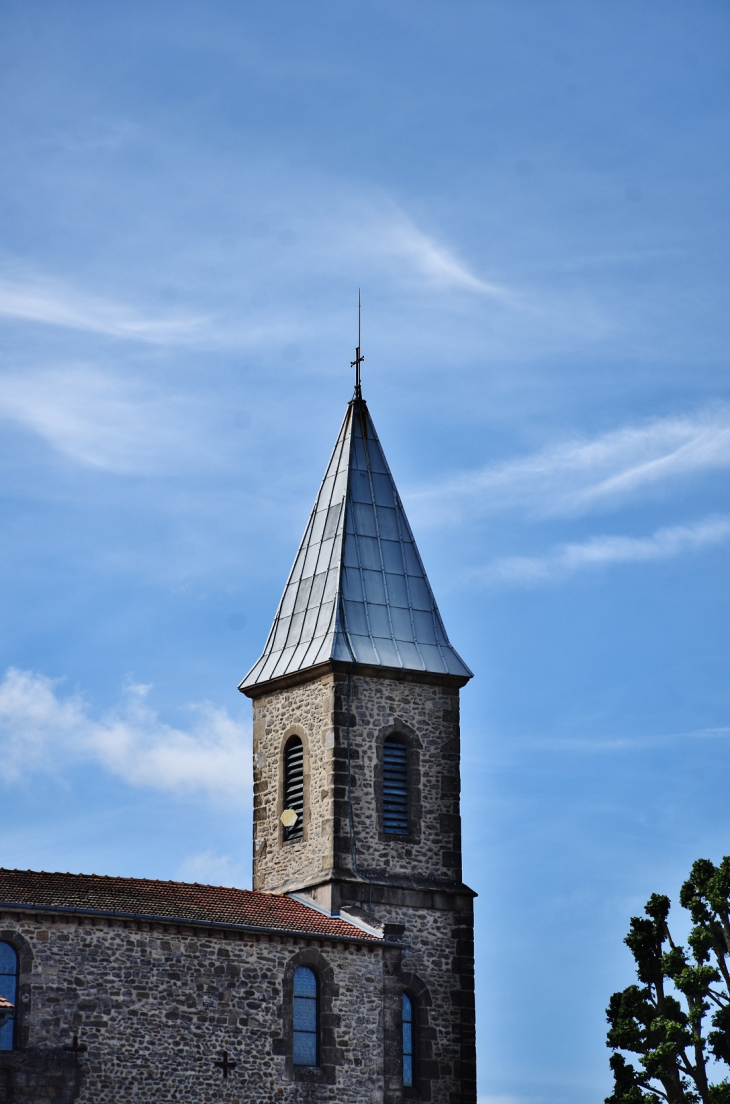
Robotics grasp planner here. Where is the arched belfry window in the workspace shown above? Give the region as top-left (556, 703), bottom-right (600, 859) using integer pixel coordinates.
top-left (0, 942), bottom-right (18, 1050)
top-left (282, 735), bottom-right (304, 841)
top-left (402, 992), bottom-right (414, 1087)
top-left (383, 737), bottom-right (408, 835)
top-left (293, 966), bottom-right (318, 1066)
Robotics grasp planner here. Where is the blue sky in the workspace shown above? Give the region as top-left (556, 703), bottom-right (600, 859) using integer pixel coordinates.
top-left (1, 2), bottom-right (729, 1100)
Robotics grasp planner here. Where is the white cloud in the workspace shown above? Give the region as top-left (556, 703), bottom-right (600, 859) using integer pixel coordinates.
top-left (410, 407), bottom-right (730, 523)
top-left (0, 275), bottom-right (207, 343)
top-left (0, 365), bottom-right (206, 473)
top-left (502, 726), bottom-right (730, 757)
top-left (485, 514), bottom-right (730, 584)
top-left (47, 118), bottom-right (141, 154)
top-left (0, 668), bottom-right (250, 799)
top-left (0, 668), bottom-right (86, 781)
top-left (0, 196), bottom-right (527, 369)
top-left (383, 217), bottom-right (513, 299)
top-left (478, 1096), bottom-right (531, 1104)
top-left (177, 850), bottom-right (247, 887)
top-left (292, 190), bottom-right (516, 302)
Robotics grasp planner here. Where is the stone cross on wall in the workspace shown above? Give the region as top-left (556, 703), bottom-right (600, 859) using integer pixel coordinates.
top-left (214, 1050), bottom-right (237, 1079)
top-left (63, 1034), bottom-right (88, 1063)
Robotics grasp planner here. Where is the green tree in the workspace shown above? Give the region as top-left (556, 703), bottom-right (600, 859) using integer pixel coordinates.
top-left (606, 857), bottom-right (730, 1104)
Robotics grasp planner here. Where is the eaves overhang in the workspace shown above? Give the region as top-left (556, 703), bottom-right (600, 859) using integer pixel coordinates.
top-left (240, 658), bottom-right (471, 699)
top-left (0, 900), bottom-right (389, 947)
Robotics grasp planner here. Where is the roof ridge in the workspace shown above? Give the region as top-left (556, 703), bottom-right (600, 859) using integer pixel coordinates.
top-left (0, 869), bottom-right (340, 903)
top-left (0, 867), bottom-right (257, 893)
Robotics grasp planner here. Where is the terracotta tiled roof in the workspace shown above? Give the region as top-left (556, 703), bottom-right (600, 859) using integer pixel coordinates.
top-left (0, 869), bottom-right (380, 943)
top-left (0, 996), bottom-right (13, 1010)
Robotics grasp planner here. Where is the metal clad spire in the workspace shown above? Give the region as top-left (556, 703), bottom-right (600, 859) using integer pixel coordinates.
top-left (239, 393), bottom-right (472, 692)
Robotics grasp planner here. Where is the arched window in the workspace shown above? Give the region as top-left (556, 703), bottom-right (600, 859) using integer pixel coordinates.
top-left (282, 735), bottom-right (304, 842)
top-left (402, 992), bottom-right (414, 1087)
top-left (383, 737), bottom-right (408, 834)
top-left (293, 966), bottom-right (318, 1066)
top-left (0, 943), bottom-right (18, 1051)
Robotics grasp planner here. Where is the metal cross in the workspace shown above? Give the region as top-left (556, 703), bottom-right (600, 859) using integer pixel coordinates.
top-left (214, 1050), bottom-right (237, 1079)
top-left (350, 289), bottom-right (364, 399)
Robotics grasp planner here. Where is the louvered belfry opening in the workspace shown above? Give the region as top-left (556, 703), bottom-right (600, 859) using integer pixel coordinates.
top-left (383, 738), bottom-right (409, 835)
top-left (283, 736), bottom-right (304, 841)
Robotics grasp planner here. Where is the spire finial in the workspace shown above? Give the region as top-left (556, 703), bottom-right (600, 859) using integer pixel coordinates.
top-left (350, 289), bottom-right (364, 400)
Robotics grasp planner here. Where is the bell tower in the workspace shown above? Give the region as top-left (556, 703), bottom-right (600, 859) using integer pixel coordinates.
top-left (240, 390), bottom-right (477, 1103)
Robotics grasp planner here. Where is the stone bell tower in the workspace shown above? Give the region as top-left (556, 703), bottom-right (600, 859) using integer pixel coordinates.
top-left (240, 388), bottom-right (477, 1103)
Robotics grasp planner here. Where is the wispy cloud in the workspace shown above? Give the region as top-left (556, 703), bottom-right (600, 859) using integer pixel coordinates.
top-left (500, 726), bottom-right (730, 757)
top-left (411, 407), bottom-right (730, 523)
top-left (177, 850), bottom-right (247, 887)
top-left (0, 190), bottom-right (539, 365)
top-left (484, 514), bottom-right (730, 584)
top-left (384, 216), bottom-right (514, 299)
top-left (0, 668), bottom-right (250, 799)
top-left (44, 118), bottom-right (141, 154)
top-left (0, 365), bottom-right (207, 473)
top-left (478, 1096), bottom-right (535, 1104)
top-left (302, 192), bottom-right (516, 302)
top-left (0, 275), bottom-right (207, 343)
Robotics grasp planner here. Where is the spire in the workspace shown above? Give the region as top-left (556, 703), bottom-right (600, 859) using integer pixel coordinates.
top-left (240, 396), bottom-right (472, 692)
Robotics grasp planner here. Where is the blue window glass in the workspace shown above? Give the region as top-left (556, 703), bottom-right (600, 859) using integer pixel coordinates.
top-left (402, 993), bottom-right (413, 1087)
top-left (0, 943), bottom-right (18, 1051)
top-left (293, 967), bottom-right (318, 1066)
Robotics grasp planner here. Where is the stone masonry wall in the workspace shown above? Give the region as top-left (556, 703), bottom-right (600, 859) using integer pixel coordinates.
top-left (251, 673), bottom-right (338, 893)
top-left (0, 912), bottom-right (394, 1104)
top-left (349, 893), bottom-right (476, 1104)
top-left (335, 673), bottom-right (463, 886)
top-left (250, 668), bottom-right (476, 1103)
top-left (333, 674), bottom-right (476, 1103)
top-left (251, 671), bottom-right (464, 894)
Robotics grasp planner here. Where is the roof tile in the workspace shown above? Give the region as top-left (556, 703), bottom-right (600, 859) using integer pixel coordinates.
top-left (0, 869), bottom-right (379, 942)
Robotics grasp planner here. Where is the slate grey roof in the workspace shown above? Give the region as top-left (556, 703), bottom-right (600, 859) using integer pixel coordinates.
top-left (240, 397), bottom-right (472, 691)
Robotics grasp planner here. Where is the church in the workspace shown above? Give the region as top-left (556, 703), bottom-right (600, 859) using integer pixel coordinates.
top-left (0, 378), bottom-right (478, 1102)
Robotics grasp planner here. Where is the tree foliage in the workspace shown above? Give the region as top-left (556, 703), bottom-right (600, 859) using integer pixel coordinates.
top-left (606, 857), bottom-right (730, 1104)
